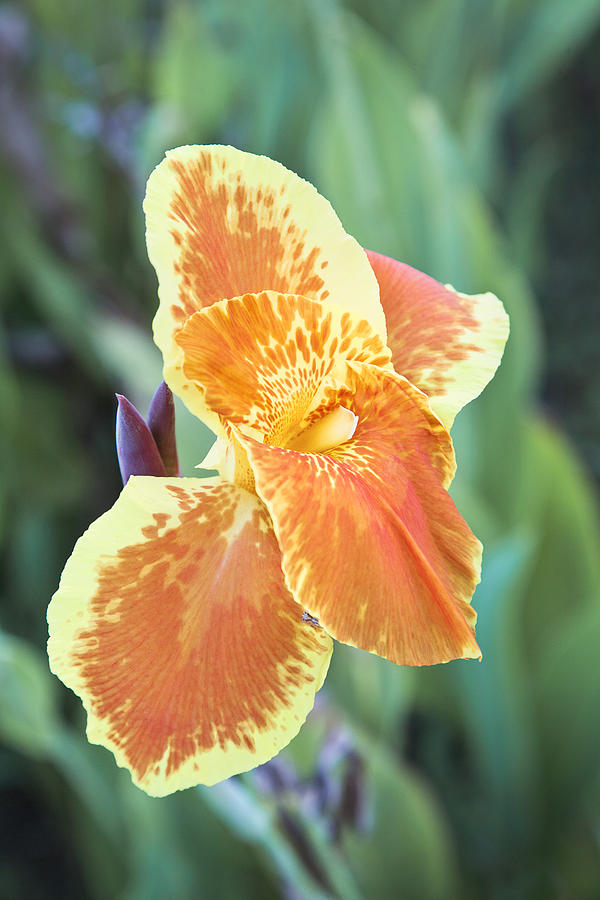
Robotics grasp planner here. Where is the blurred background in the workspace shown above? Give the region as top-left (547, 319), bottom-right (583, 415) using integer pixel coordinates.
top-left (1, 0), bottom-right (599, 897)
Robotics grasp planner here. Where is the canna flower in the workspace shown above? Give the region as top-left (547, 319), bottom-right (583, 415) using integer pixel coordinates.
top-left (47, 146), bottom-right (509, 796)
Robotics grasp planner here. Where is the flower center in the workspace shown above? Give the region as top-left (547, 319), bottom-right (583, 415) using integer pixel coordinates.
top-left (201, 406), bottom-right (358, 494)
top-left (286, 406), bottom-right (358, 454)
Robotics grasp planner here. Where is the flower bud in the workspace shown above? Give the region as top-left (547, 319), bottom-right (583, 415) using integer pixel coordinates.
top-left (115, 393), bottom-right (166, 485)
top-left (147, 381), bottom-right (179, 476)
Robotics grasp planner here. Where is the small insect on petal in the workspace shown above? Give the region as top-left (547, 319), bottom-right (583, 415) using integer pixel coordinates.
top-left (147, 381), bottom-right (180, 476)
top-left (115, 394), bottom-right (166, 485)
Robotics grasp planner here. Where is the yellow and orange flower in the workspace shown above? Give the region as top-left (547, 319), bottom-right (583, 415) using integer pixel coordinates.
top-left (47, 146), bottom-right (509, 796)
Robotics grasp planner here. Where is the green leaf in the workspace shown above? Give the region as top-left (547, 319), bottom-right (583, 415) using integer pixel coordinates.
top-left (4, 213), bottom-right (104, 381)
top-left (518, 417), bottom-right (600, 658)
top-left (451, 534), bottom-right (538, 845)
top-left (344, 737), bottom-right (460, 900)
top-left (91, 313), bottom-right (162, 410)
top-left (139, 1), bottom-right (236, 172)
top-left (49, 728), bottom-right (125, 844)
top-left (534, 603), bottom-right (600, 818)
top-left (0, 630), bottom-right (59, 755)
top-left (307, 0), bottom-right (424, 260)
top-left (500, 0), bottom-right (600, 107)
top-left (419, 534), bottom-right (539, 863)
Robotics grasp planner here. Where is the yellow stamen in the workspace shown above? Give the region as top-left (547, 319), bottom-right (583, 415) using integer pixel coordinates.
top-left (287, 406), bottom-right (358, 454)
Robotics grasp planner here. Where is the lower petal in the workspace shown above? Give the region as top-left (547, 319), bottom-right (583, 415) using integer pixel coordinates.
top-left (47, 477), bottom-right (332, 795)
top-left (240, 365), bottom-right (482, 667)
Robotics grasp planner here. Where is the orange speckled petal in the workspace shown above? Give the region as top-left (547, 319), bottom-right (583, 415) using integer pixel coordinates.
top-left (175, 291), bottom-right (392, 441)
top-left (240, 364), bottom-right (482, 667)
top-left (144, 145), bottom-right (385, 421)
top-left (367, 251), bottom-right (509, 429)
top-left (47, 477), bottom-right (332, 796)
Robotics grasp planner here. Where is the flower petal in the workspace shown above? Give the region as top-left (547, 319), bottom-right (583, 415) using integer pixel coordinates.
top-left (367, 250), bottom-right (509, 428)
top-left (175, 291), bottom-right (392, 441)
top-left (144, 145), bottom-right (385, 420)
top-left (47, 476), bottom-right (332, 795)
top-left (239, 364), bottom-right (482, 667)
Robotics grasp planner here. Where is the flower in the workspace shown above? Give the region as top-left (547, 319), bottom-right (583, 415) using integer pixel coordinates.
top-left (47, 145), bottom-right (509, 796)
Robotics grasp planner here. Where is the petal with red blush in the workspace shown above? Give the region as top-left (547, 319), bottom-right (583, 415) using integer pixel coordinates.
top-left (367, 250), bottom-right (509, 428)
top-left (240, 364), bottom-right (482, 667)
top-left (47, 477), bottom-right (332, 795)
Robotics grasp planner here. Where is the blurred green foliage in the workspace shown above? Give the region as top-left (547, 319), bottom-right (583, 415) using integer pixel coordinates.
top-left (1, 0), bottom-right (599, 897)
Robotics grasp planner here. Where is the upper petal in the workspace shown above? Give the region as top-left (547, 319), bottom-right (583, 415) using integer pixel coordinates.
top-left (144, 145), bottom-right (385, 420)
top-left (367, 250), bottom-right (509, 428)
top-left (239, 364), bottom-right (482, 667)
top-left (175, 290), bottom-right (392, 441)
top-left (47, 476), bottom-right (332, 795)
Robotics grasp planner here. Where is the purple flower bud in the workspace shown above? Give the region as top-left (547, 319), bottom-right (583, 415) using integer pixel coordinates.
top-left (147, 381), bottom-right (179, 476)
top-left (115, 394), bottom-right (166, 485)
